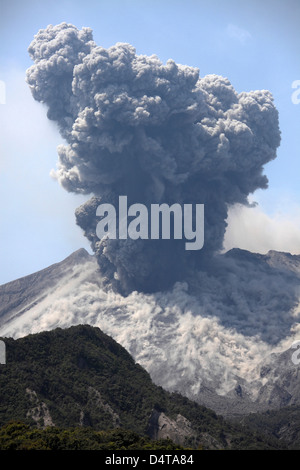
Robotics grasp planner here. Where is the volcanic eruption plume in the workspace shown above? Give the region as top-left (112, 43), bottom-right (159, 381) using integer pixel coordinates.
top-left (26, 22), bottom-right (281, 295)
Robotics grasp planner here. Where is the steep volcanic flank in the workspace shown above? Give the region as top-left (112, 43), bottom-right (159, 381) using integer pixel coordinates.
top-left (1, 248), bottom-right (299, 417)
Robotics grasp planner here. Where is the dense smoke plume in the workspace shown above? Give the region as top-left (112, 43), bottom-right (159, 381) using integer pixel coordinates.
top-left (3, 23), bottom-right (299, 411)
top-left (26, 22), bottom-right (281, 294)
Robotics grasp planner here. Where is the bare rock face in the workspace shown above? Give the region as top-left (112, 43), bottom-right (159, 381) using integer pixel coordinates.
top-left (87, 387), bottom-right (120, 428)
top-left (146, 409), bottom-right (226, 449)
top-left (147, 409), bottom-right (197, 446)
top-left (26, 388), bottom-right (55, 428)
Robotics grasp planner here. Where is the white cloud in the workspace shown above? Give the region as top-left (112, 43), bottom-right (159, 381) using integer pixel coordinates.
top-left (226, 23), bottom-right (252, 44)
top-left (224, 203), bottom-right (300, 255)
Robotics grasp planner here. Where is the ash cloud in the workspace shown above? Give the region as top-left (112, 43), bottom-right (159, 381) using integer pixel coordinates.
top-left (26, 22), bottom-right (281, 294)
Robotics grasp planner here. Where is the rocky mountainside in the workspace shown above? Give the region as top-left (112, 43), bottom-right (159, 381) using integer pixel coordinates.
top-left (0, 248), bottom-right (300, 417)
top-left (236, 404), bottom-right (300, 450)
top-left (0, 249), bottom-right (97, 329)
top-left (0, 324), bottom-right (282, 450)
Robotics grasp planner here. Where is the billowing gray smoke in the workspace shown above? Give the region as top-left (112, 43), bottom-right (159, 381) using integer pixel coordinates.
top-left (26, 22), bottom-right (281, 294)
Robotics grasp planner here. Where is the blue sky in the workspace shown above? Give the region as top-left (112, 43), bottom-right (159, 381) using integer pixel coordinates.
top-left (0, 0), bottom-right (299, 284)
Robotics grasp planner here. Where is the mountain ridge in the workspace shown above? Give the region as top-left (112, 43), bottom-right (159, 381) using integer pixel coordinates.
top-left (0, 324), bottom-right (285, 450)
top-left (0, 248), bottom-right (98, 331)
top-left (0, 247), bottom-right (300, 418)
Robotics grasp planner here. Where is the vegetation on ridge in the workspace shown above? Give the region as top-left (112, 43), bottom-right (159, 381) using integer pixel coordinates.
top-left (0, 325), bottom-right (286, 450)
